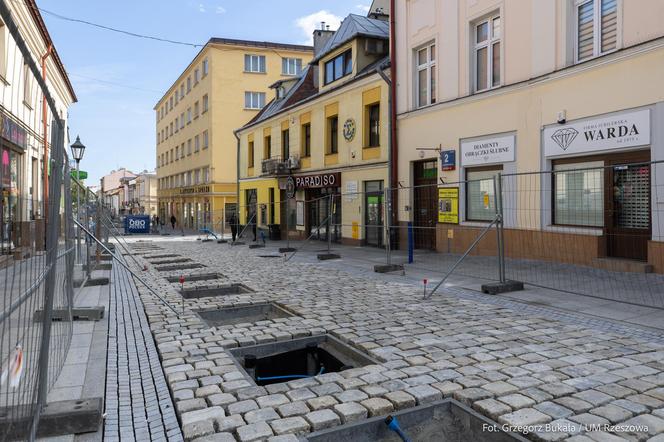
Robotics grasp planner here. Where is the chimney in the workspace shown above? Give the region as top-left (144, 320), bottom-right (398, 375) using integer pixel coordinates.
top-left (313, 26), bottom-right (335, 57)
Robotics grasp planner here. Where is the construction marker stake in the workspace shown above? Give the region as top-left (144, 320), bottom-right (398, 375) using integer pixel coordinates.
top-left (179, 276), bottom-right (185, 314)
top-left (423, 278), bottom-right (428, 299)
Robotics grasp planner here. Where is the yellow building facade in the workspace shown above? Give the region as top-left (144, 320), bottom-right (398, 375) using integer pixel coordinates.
top-left (237, 15), bottom-right (391, 246)
top-left (155, 38), bottom-right (312, 230)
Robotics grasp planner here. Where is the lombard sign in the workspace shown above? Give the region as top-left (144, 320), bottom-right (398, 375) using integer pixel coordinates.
top-left (461, 134), bottom-right (515, 166)
top-left (544, 109), bottom-right (650, 157)
top-left (294, 172), bottom-right (340, 189)
top-left (124, 215), bottom-right (150, 234)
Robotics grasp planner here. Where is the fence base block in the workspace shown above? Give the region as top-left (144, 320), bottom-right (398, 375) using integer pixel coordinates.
top-left (201, 239), bottom-right (213, 243)
top-left (34, 307), bottom-right (106, 321)
top-left (279, 247), bottom-right (296, 253)
top-left (481, 280), bottom-right (524, 295)
top-left (83, 263), bottom-right (112, 271)
top-left (74, 277), bottom-right (110, 287)
top-left (317, 253), bottom-right (341, 260)
top-left (217, 239), bottom-right (228, 244)
top-left (0, 398), bottom-right (103, 439)
top-left (374, 264), bottom-right (404, 274)
top-left (248, 244), bottom-right (265, 249)
top-left (232, 241), bottom-right (245, 246)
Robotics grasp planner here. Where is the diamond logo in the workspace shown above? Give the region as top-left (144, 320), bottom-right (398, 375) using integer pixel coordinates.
top-left (550, 128), bottom-right (579, 150)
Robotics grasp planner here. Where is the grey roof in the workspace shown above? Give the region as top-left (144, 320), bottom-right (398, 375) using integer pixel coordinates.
top-left (311, 14), bottom-right (389, 63)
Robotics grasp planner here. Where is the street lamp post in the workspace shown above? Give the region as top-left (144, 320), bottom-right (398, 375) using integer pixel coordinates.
top-left (71, 136), bottom-right (86, 264)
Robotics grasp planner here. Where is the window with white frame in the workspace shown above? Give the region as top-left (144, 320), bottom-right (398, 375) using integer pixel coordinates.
top-left (180, 84), bottom-right (185, 98)
top-left (466, 167), bottom-right (501, 221)
top-left (187, 139), bottom-right (192, 155)
top-left (187, 76), bottom-right (191, 92)
top-left (473, 14), bottom-right (501, 92)
top-left (203, 167), bottom-right (209, 183)
top-left (180, 143), bottom-right (185, 158)
top-left (282, 58), bottom-right (302, 76)
top-left (202, 94), bottom-right (209, 112)
top-left (174, 117), bottom-right (179, 132)
top-left (180, 113), bottom-right (185, 129)
top-left (415, 43), bottom-right (436, 108)
top-left (194, 101), bottom-right (200, 118)
top-left (203, 130), bottom-right (209, 149)
top-left (187, 108), bottom-right (192, 124)
top-left (202, 58), bottom-right (209, 76)
top-left (576, 0), bottom-right (618, 62)
top-left (244, 92), bottom-right (266, 109)
top-left (244, 54), bottom-right (266, 73)
top-left (553, 161), bottom-right (604, 226)
top-left (194, 135), bottom-right (200, 152)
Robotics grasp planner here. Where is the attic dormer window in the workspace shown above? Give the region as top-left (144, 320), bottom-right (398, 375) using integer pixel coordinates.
top-left (276, 86), bottom-right (286, 99)
top-left (325, 49), bottom-right (353, 85)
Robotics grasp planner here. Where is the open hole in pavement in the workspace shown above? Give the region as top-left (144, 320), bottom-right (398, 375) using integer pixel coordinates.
top-left (155, 263), bottom-right (205, 272)
top-left (196, 302), bottom-right (292, 327)
top-left (145, 254), bottom-right (181, 259)
top-left (257, 255), bottom-right (282, 259)
top-left (305, 398), bottom-right (526, 442)
top-left (165, 272), bottom-right (225, 283)
top-left (148, 257), bottom-right (192, 265)
top-left (180, 283), bottom-right (254, 299)
top-left (230, 335), bottom-right (379, 386)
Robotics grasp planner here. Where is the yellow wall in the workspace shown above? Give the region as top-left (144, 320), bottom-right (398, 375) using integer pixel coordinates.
top-left (239, 179), bottom-right (280, 226)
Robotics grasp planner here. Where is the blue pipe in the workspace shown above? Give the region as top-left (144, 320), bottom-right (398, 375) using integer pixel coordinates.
top-left (385, 416), bottom-right (412, 442)
top-left (256, 366), bottom-right (325, 382)
top-left (407, 222), bottom-right (414, 264)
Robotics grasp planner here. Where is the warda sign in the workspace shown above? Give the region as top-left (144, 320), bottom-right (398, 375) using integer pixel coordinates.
top-left (544, 109), bottom-right (650, 157)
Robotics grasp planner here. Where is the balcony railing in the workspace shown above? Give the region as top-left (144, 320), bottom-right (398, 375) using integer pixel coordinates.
top-left (261, 155), bottom-right (300, 176)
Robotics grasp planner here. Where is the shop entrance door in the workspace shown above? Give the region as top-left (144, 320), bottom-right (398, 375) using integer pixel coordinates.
top-left (606, 154), bottom-right (651, 261)
top-left (365, 181), bottom-right (383, 247)
top-left (413, 160), bottom-right (437, 250)
top-left (307, 188), bottom-right (340, 242)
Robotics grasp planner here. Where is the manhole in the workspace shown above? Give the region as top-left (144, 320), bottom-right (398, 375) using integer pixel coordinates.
top-left (148, 258), bottom-right (192, 265)
top-left (165, 272), bottom-right (224, 283)
top-left (197, 302), bottom-right (293, 328)
top-left (230, 335), bottom-right (379, 386)
top-left (155, 263), bottom-right (205, 272)
top-left (180, 283), bottom-right (253, 299)
top-left (305, 399), bottom-right (527, 442)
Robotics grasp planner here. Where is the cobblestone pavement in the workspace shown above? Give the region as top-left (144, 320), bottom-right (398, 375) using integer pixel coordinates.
top-left (127, 239), bottom-right (664, 442)
top-left (104, 254), bottom-right (183, 442)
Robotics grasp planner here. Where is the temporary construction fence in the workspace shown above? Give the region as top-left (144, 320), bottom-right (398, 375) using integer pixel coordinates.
top-left (192, 159), bottom-right (664, 309)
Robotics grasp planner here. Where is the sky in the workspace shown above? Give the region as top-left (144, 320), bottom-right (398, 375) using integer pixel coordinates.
top-left (37, 0), bottom-right (373, 184)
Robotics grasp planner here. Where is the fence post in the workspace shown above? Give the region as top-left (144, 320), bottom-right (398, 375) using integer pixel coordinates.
top-left (327, 194), bottom-right (333, 255)
top-left (383, 187), bottom-right (391, 266)
top-left (494, 174), bottom-right (506, 283)
top-left (30, 120), bottom-right (65, 440)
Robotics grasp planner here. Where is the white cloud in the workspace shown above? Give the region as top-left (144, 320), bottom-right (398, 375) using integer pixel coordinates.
top-left (198, 3), bottom-right (206, 13)
top-left (356, 3), bottom-right (371, 13)
top-left (215, 6), bottom-right (226, 14)
top-left (294, 10), bottom-right (342, 45)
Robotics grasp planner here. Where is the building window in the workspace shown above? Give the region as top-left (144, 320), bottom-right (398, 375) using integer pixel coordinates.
top-left (301, 123), bottom-right (311, 157)
top-left (194, 68), bottom-right (200, 84)
top-left (202, 58), bottom-right (209, 76)
top-left (327, 116), bottom-right (338, 154)
top-left (248, 141), bottom-right (255, 168)
top-left (187, 139), bottom-right (192, 155)
top-left (181, 143), bottom-right (185, 158)
top-left (194, 135), bottom-right (200, 152)
top-left (180, 113), bottom-right (185, 129)
top-left (281, 129), bottom-right (290, 159)
top-left (264, 136), bottom-right (272, 159)
top-left (187, 108), bottom-right (192, 124)
top-left (175, 146), bottom-right (179, 160)
top-left (282, 58), bottom-right (302, 76)
top-left (187, 76), bottom-right (191, 92)
top-left (244, 54), bottom-right (266, 73)
top-left (203, 167), bottom-right (209, 183)
top-left (169, 96), bottom-right (173, 110)
top-left (194, 101), bottom-right (200, 118)
top-left (203, 130), bottom-right (209, 149)
top-left (169, 123), bottom-right (173, 136)
top-left (473, 14), bottom-right (501, 92)
top-left (367, 103), bottom-right (380, 147)
top-left (180, 84), bottom-right (185, 97)
top-left (415, 43), bottom-right (436, 107)
top-left (174, 93), bottom-right (178, 106)
top-left (194, 169), bottom-right (200, 185)
top-left (466, 167), bottom-right (501, 221)
top-left (202, 94), bottom-right (209, 112)
top-left (576, 0), bottom-right (618, 62)
top-left (325, 49), bottom-right (352, 84)
top-left (174, 117), bottom-right (179, 132)
top-left (22, 63), bottom-right (31, 103)
top-left (244, 92), bottom-right (266, 109)
top-left (553, 161), bottom-right (604, 226)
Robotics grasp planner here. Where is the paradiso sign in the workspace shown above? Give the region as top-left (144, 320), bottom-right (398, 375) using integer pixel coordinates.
top-left (124, 215), bottom-right (151, 234)
top-left (544, 109), bottom-right (650, 157)
top-left (294, 172), bottom-right (341, 189)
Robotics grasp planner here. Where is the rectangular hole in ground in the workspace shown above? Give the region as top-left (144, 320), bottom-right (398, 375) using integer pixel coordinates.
top-left (305, 398), bottom-right (527, 442)
top-left (148, 258), bottom-right (192, 265)
top-left (230, 335), bottom-right (380, 386)
top-left (155, 263), bottom-right (205, 272)
top-left (180, 283), bottom-right (253, 299)
top-left (197, 302), bottom-right (292, 328)
top-left (146, 254), bottom-right (181, 259)
top-left (166, 272), bottom-right (224, 283)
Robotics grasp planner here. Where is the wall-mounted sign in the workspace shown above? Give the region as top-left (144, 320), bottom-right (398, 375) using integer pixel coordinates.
top-left (0, 114), bottom-right (27, 149)
top-left (71, 170), bottom-right (88, 180)
top-left (285, 176), bottom-right (295, 199)
top-left (294, 172), bottom-right (340, 189)
top-left (343, 118), bottom-right (356, 141)
top-left (438, 187), bottom-right (459, 224)
top-left (440, 150), bottom-right (456, 171)
top-left (124, 215), bottom-right (150, 234)
top-left (461, 134), bottom-right (515, 166)
top-left (345, 180), bottom-right (358, 201)
top-left (180, 185), bottom-right (210, 195)
top-left (544, 109), bottom-right (650, 157)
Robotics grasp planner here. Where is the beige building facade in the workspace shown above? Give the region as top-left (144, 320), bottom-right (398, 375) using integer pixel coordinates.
top-left (155, 38), bottom-right (312, 230)
top-left (395, 0), bottom-right (664, 271)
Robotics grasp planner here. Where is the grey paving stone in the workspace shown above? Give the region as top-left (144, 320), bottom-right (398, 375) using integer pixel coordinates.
top-left (360, 398), bottom-right (393, 417)
top-left (333, 402), bottom-right (368, 424)
top-left (306, 395), bottom-right (338, 411)
top-left (236, 422), bottom-right (274, 442)
top-left (269, 416), bottom-right (311, 436)
top-left (305, 409), bottom-right (341, 431)
top-left (277, 401), bottom-right (310, 418)
top-left (384, 391), bottom-right (416, 410)
top-left (473, 398), bottom-right (512, 421)
top-left (244, 407), bottom-right (280, 424)
top-left (498, 408), bottom-right (552, 427)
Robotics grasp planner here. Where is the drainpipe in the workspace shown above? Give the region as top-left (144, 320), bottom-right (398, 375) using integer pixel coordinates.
top-left (375, 60), bottom-right (392, 193)
top-left (234, 130), bottom-right (240, 222)
top-left (389, 0), bottom-right (398, 229)
top-left (41, 45), bottom-right (52, 221)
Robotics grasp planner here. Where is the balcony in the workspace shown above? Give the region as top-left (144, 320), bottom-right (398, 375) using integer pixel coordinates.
top-left (261, 155), bottom-right (300, 176)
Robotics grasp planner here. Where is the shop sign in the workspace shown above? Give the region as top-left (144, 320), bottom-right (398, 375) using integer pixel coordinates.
top-left (180, 185), bottom-right (210, 195)
top-left (461, 134), bottom-right (515, 166)
top-left (294, 172), bottom-right (340, 189)
top-left (345, 180), bottom-right (358, 201)
top-left (438, 187), bottom-right (459, 224)
top-left (1, 115), bottom-right (27, 149)
top-left (124, 215), bottom-right (150, 234)
top-left (285, 176), bottom-right (295, 199)
top-left (544, 109), bottom-right (650, 157)
top-left (440, 150), bottom-right (456, 171)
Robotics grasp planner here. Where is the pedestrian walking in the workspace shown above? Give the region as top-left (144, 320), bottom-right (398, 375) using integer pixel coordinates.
top-left (170, 215), bottom-right (176, 230)
top-left (229, 212), bottom-right (238, 242)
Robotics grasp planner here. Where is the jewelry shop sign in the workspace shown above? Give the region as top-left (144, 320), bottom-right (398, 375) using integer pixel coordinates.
top-left (461, 134), bottom-right (515, 166)
top-left (544, 109), bottom-right (650, 157)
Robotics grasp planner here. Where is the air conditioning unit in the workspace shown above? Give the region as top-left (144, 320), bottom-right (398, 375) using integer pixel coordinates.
top-left (287, 156), bottom-right (300, 169)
